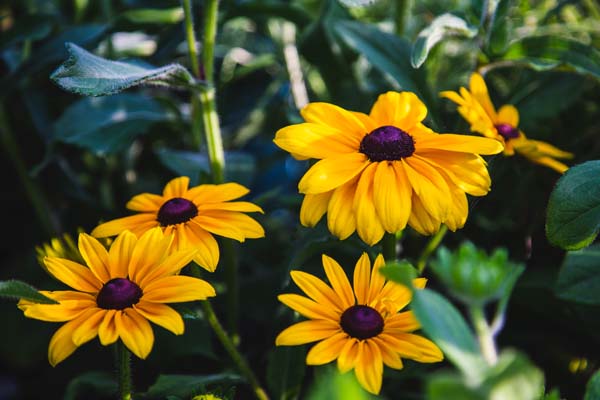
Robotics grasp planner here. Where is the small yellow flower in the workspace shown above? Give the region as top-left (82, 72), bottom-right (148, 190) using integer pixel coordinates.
top-left (35, 232), bottom-right (84, 268)
top-left (276, 253), bottom-right (443, 395)
top-left (274, 92), bottom-right (503, 244)
top-left (440, 72), bottom-right (574, 173)
top-left (92, 176), bottom-right (265, 272)
top-left (19, 228), bottom-right (216, 366)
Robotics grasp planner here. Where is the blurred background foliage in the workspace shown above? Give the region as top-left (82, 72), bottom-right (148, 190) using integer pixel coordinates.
top-left (0, 0), bottom-right (599, 399)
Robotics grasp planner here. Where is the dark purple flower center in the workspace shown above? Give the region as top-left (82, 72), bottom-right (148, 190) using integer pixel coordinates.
top-left (96, 278), bottom-right (142, 310)
top-left (495, 124), bottom-right (520, 141)
top-left (359, 125), bottom-right (415, 161)
top-left (340, 305), bottom-right (384, 340)
top-left (156, 197), bottom-right (198, 226)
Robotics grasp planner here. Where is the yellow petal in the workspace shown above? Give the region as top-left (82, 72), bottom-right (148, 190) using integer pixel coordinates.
top-left (91, 213), bottom-right (158, 238)
top-left (163, 176), bottom-right (190, 198)
top-left (376, 333), bottom-right (423, 359)
top-left (274, 122), bottom-right (361, 159)
top-left (187, 182), bottom-right (249, 204)
top-left (184, 222), bottom-right (220, 272)
top-left (525, 155), bottom-right (570, 174)
top-left (372, 337), bottom-right (404, 369)
top-left (278, 294), bottom-right (340, 321)
top-left (300, 102), bottom-right (369, 140)
top-left (298, 153), bottom-right (369, 194)
top-left (444, 185), bottom-right (468, 232)
top-left (322, 255), bottom-right (355, 310)
top-left (306, 332), bottom-right (348, 365)
top-left (108, 230), bottom-right (137, 278)
top-left (71, 308), bottom-right (105, 346)
top-left (98, 310), bottom-right (118, 346)
top-left (138, 248), bottom-right (197, 288)
top-left (115, 308), bottom-right (154, 359)
top-left (403, 157), bottom-right (449, 221)
top-left (48, 319), bottom-right (80, 366)
top-left (394, 333), bottom-right (443, 362)
top-left (384, 311), bottom-right (420, 333)
top-left (521, 139), bottom-right (573, 159)
top-left (497, 104), bottom-right (520, 127)
top-left (198, 201), bottom-right (263, 213)
top-left (275, 320), bottom-right (340, 346)
top-left (194, 214), bottom-right (245, 241)
top-left (134, 301), bottom-right (184, 335)
top-left (407, 193), bottom-right (441, 236)
top-left (354, 340), bottom-right (383, 395)
top-left (143, 275), bottom-right (216, 303)
top-left (353, 163), bottom-right (385, 246)
top-left (196, 211), bottom-right (264, 241)
top-left (327, 179), bottom-right (358, 240)
top-left (44, 257), bottom-right (102, 293)
top-left (369, 91), bottom-right (427, 131)
top-left (373, 161), bottom-right (411, 233)
top-left (337, 338), bottom-right (359, 373)
top-left (353, 253), bottom-right (371, 305)
top-left (290, 270), bottom-right (343, 313)
top-left (21, 297), bottom-right (94, 322)
top-left (367, 254), bottom-right (386, 305)
top-left (470, 73), bottom-right (498, 121)
top-left (416, 134), bottom-right (504, 155)
top-left (129, 227), bottom-right (172, 282)
top-left (126, 193), bottom-right (164, 212)
top-left (78, 233), bottom-right (111, 282)
top-left (300, 192), bottom-right (332, 228)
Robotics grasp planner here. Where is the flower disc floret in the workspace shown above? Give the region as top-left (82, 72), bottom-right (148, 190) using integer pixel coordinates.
top-left (157, 197), bottom-right (198, 226)
top-left (359, 125), bottom-right (415, 161)
top-left (96, 278), bottom-right (142, 310)
top-left (494, 124), bottom-right (520, 140)
top-left (340, 305), bottom-right (384, 339)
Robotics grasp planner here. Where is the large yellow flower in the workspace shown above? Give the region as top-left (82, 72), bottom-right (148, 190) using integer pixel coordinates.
top-left (19, 228), bottom-right (215, 366)
top-left (274, 92), bottom-right (503, 244)
top-left (275, 253), bottom-right (443, 395)
top-left (92, 176), bottom-right (264, 272)
top-left (440, 72), bottom-right (573, 173)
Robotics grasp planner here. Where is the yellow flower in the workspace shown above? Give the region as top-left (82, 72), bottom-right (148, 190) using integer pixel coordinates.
top-left (92, 176), bottom-right (265, 272)
top-left (440, 72), bottom-right (574, 173)
top-left (18, 228), bottom-right (216, 366)
top-left (275, 253), bottom-right (443, 395)
top-left (35, 231), bottom-right (84, 268)
top-left (274, 92), bottom-right (503, 244)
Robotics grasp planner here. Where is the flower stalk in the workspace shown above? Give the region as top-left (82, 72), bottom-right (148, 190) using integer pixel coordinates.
top-left (470, 305), bottom-right (498, 365)
top-left (416, 225), bottom-right (448, 274)
top-left (116, 341), bottom-right (132, 400)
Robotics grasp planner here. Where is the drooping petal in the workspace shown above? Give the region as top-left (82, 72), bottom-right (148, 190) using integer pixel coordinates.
top-left (300, 102), bottom-right (369, 142)
top-left (184, 221), bottom-right (220, 272)
top-left (187, 182), bottom-right (249, 204)
top-left (142, 276), bottom-right (216, 303)
top-left (416, 134), bottom-right (504, 155)
top-left (337, 338), bottom-right (359, 373)
top-left (275, 320), bottom-right (340, 346)
top-left (298, 153), bottom-right (369, 194)
top-left (163, 176), bottom-right (190, 198)
top-left (327, 179), bottom-right (358, 240)
top-left (129, 227), bottom-right (172, 283)
top-left (91, 214), bottom-right (157, 238)
top-left (126, 193), bottom-right (164, 212)
top-left (134, 301), bottom-right (184, 335)
top-left (444, 185), bottom-right (469, 232)
top-left (394, 333), bottom-right (443, 362)
top-left (44, 257), bottom-right (102, 293)
top-left (353, 253), bottom-right (371, 305)
top-left (71, 308), bottom-right (105, 346)
top-left (300, 192), bottom-right (332, 228)
top-left (369, 91), bottom-right (427, 131)
top-left (115, 308), bottom-right (154, 360)
top-left (78, 234), bottom-right (111, 282)
top-left (98, 310), bottom-right (118, 346)
top-left (403, 157), bottom-right (449, 221)
top-left (353, 163), bottom-right (385, 246)
top-left (274, 123), bottom-right (361, 160)
top-left (138, 248), bottom-right (197, 288)
top-left (306, 332), bottom-right (348, 365)
top-left (290, 270), bottom-right (344, 312)
top-left (322, 254), bottom-right (355, 309)
top-left (108, 230), bottom-right (137, 278)
top-left (354, 340), bottom-right (383, 395)
top-left (373, 161), bottom-right (411, 233)
top-left (278, 293), bottom-right (340, 321)
top-left (407, 193), bottom-right (441, 236)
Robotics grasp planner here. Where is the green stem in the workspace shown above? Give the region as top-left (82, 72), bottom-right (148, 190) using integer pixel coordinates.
top-left (201, 301), bottom-right (270, 400)
top-left (182, 0), bottom-right (201, 78)
top-left (116, 341), bottom-right (132, 400)
top-left (382, 232), bottom-right (397, 261)
top-left (201, 0), bottom-right (219, 84)
top-left (0, 104), bottom-right (57, 237)
top-left (470, 306), bottom-right (498, 365)
top-left (416, 225), bottom-right (448, 274)
top-left (198, 87), bottom-right (225, 183)
top-left (394, 0), bottom-right (410, 35)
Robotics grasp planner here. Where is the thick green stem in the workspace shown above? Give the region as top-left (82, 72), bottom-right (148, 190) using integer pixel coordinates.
top-left (382, 232), bottom-right (397, 261)
top-left (394, 0), bottom-right (410, 35)
top-left (182, 0), bottom-right (201, 78)
top-left (201, 0), bottom-right (219, 84)
top-left (0, 105), bottom-right (56, 237)
top-left (201, 301), bottom-right (270, 400)
top-left (198, 87), bottom-right (225, 183)
top-left (116, 341), bottom-right (132, 400)
top-left (470, 306), bottom-right (498, 365)
top-left (416, 225), bottom-right (448, 274)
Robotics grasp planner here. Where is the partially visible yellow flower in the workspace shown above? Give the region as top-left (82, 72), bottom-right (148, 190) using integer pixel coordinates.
top-left (19, 227), bottom-right (216, 366)
top-left (36, 232), bottom-right (84, 267)
top-left (276, 253), bottom-right (443, 395)
top-left (440, 72), bottom-right (573, 173)
top-left (274, 91), bottom-right (503, 244)
top-left (92, 176), bottom-right (265, 272)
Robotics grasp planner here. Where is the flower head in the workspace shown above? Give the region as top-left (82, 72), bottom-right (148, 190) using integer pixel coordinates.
top-left (92, 176), bottom-right (265, 272)
top-left (274, 92), bottom-right (503, 244)
top-left (275, 253), bottom-right (443, 394)
top-left (440, 72), bottom-right (574, 173)
top-left (19, 228), bottom-right (216, 366)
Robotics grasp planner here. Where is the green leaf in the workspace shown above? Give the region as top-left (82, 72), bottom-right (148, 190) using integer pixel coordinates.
top-left (411, 13), bottom-right (477, 68)
top-left (483, 350), bottom-right (544, 400)
top-left (307, 365), bottom-right (373, 400)
top-left (379, 260), bottom-right (417, 287)
top-left (546, 161), bottom-right (600, 250)
top-left (555, 244), bottom-right (600, 305)
top-left (427, 373), bottom-right (482, 400)
top-left (119, 7), bottom-right (184, 24)
top-left (584, 369), bottom-right (600, 400)
top-left (411, 289), bottom-right (484, 379)
top-left (51, 43), bottom-right (195, 96)
top-left (64, 371), bottom-right (117, 400)
top-left (266, 346), bottom-right (306, 400)
top-left (53, 93), bottom-right (171, 155)
top-left (143, 374), bottom-right (242, 399)
top-left (486, 0), bottom-right (512, 56)
top-left (504, 36), bottom-right (600, 80)
top-left (0, 280), bottom-right (58, 304)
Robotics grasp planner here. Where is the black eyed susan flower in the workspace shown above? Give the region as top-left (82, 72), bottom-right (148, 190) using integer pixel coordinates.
top-left (18, 228), bottom-right (215, 366)
top-left (92, 176), bottom-right (264, 272)
top-left (275, 253), bottom-right (443, 395)
top-left (274, 92), bottom-right (503, 244)
top-left (440, 72), bottom-right (574, 173)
